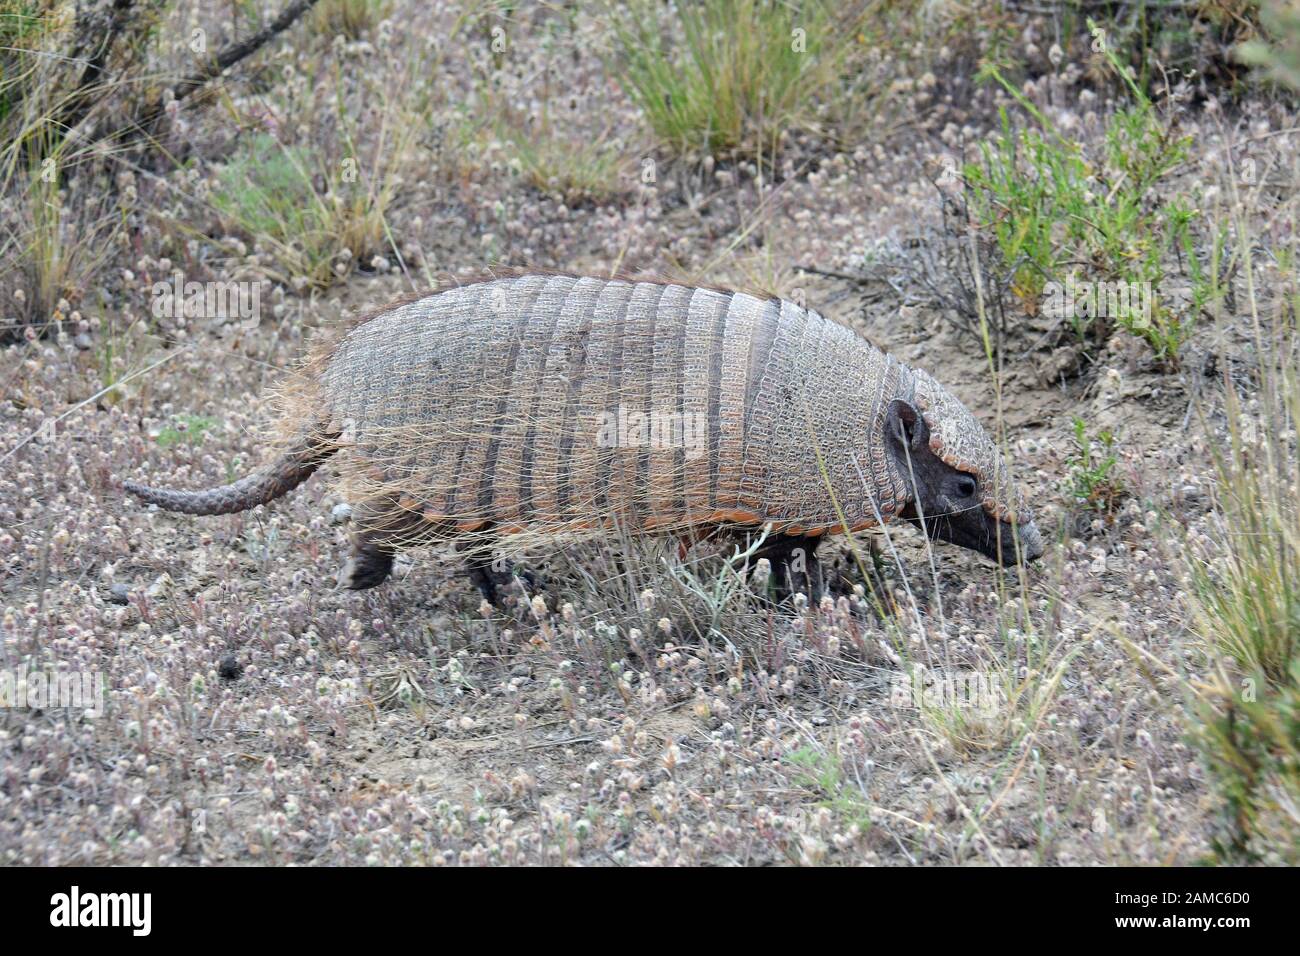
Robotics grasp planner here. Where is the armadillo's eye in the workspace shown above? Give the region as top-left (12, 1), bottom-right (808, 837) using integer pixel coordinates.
top-left (955, 475), bottom-right (978, 499)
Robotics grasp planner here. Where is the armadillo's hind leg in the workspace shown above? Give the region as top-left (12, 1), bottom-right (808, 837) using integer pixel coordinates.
top-left (337, 537), bottom-right (396, 590)
top-left (335, 500), bottom-right (417, 590)
top-left (335, 496), bottom-right (443, 590)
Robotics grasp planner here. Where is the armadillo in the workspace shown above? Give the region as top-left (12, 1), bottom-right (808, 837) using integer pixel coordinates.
top-left (124, 271), bottom-right (1044, 601)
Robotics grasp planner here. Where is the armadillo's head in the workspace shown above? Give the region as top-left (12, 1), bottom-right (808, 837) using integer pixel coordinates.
top-left (882, 369), bottom-right (1043, 566)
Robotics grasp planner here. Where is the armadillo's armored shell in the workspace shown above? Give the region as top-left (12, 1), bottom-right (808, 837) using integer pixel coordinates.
top-left (316, 274), bottom-right (915, 539)
top-left (911, 368), bottom-right (1032, 526)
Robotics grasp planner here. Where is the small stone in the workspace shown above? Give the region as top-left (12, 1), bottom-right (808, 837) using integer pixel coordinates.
top-left (107, 582), bottom-right (131, 605)
top-left (146, 574), bottom-right (174, 599)
top-left (331, 502), bottom-right (353, 524)
top-left (218, 655), bottom-right (243, 682)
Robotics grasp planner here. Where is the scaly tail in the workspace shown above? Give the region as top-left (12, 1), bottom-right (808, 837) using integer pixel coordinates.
top-left (123, 430), bottom-right (339, 515)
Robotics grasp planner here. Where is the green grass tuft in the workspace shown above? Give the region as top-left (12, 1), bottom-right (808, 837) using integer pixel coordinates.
top-left (1183, 181), bottom-right (1300, 863)
top-left (607, 0), bottom-right (864, 163)
top-left (156, 415), bottom-right (217, 449)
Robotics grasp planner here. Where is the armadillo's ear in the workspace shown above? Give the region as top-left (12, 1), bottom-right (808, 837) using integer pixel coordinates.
top-left (884, 399), bottom-right (927, 454)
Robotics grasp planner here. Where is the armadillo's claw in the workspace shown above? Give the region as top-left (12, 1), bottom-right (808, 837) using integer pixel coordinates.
top-left (465, 560), bottom-right (542, 609)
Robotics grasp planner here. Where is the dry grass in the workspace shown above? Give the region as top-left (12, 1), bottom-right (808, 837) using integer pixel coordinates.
top-left (1178, 156), bottom-right (1300, 862)
top-left (312, 0), bottom-right (391, 40)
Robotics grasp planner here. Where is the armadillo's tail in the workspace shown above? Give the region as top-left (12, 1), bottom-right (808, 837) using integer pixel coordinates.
top-left (123, 430), bottom-right (339, 516)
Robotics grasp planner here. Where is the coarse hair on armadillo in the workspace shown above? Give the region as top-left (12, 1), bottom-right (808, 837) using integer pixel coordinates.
top-left (132, 268), bottom-right (1035, 558)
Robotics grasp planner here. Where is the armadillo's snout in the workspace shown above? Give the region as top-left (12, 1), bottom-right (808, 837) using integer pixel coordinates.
top-left (990, 516), bottom-right (1044, 566)
top-left (998, 520), bottom-right (1050, 564)
top-left (1018, 520), bottom-right (1045, 563)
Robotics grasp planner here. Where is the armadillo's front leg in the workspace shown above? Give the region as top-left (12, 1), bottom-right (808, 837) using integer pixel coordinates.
top-left (458, 539), bottom-right (542, 609)
top-left (464, 549), bottom-right (504, 607)
top-left (751, 534), bottom-right (824, 604)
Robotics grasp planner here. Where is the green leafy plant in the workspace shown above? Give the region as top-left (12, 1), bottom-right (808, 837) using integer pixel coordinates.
top-left (785, 745), bottom-right (874, 832)
top-left (962, 31), bottom-right (1202, 362)
top-left (1237, 0), bottom-right (1300, 90)
top-left (1066, 417), bottom-right (1124, 516)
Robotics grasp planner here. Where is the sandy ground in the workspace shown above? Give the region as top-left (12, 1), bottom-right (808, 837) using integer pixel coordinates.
top-left (1, 3), bottom-right (1296, 864)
